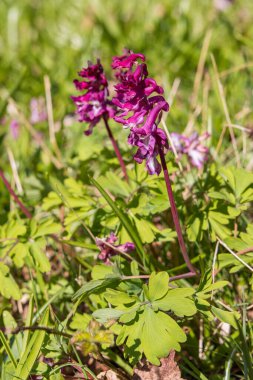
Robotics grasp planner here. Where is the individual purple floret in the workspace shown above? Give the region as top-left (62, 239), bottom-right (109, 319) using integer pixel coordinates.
top-left (71, 60), bottom-right (115, 135)
top-left (170, 131), bottom-right (209, 169)
top-left (112, 49), bottom-right (169, 175)
top-left (95, 232), bottom-right (135, 265)
top-left (30, 97), bottom-right (47, 124)
top-left (112, 51), bottom-right (145, 70)
top-left (10, 120), bottom-right (20, 140)
top-left (128, 103), bottom-right (169, 175)
top-left (169, 132), bottom-right (186, 152)
top-left (184, 132), bottom-right (209, 168)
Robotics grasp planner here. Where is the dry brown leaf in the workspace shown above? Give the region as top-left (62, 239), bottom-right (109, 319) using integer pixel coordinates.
top-left (133, 351), bottom-right (185, 380)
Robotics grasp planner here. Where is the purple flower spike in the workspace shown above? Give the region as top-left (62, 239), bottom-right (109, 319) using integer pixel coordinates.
top-left (71, 60), bottom-right (115, 135)
top-left (112, 49), bottom-right (169, 175)
top-left (95, 232), bottom-right (135, 265)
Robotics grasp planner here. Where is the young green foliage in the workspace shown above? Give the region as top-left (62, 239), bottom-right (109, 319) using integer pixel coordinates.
top-left (93, 272), bottom-right (196, 365)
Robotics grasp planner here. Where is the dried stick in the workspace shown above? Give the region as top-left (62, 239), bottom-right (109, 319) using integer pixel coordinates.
top-left (217, 238), bottom-right (253, 272)
top-left (44, 75), bottom-right (62, 161)
top-left (7, 147), bottom-right (23, 194)
top-left (192, 29), bottom-right (212, 110)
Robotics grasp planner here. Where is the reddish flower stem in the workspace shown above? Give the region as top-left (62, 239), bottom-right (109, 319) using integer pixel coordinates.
top-left (159, 148), bottom-right (196, 274)
top-left (0, 169), bottom-right (32, 219)
top-left (121, 272), bottom-right (195, 282)
top-left (103, 116), bottom-right (129, 182)
top-left (169, 271), bottom-right (196, 281)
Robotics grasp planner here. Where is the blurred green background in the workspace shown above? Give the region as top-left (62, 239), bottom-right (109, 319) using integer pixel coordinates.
top-left (1, 0), bottom-right (253, 116)
top-left (0, 0), bottom-right (253, 183)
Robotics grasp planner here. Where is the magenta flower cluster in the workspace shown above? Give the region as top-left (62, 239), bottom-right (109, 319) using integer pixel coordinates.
top-left (111, 50), bottom-right (169, 175)
top-left (71, 60), bottom-right (115, 136)
top-left (170, 131), bottom-right (209, 169)
top-left (72, 50), bottom-right (169, 175)
top-left (95, 232), bottom-right (135, 265)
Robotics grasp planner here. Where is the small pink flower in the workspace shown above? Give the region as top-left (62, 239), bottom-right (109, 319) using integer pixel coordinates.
top-left (10, 120), bottom-right (20, 140)
top-left (95, 232), bottom-right (135, 265)
top-left (184, 132), bottom-right (209, 168)
top-left (170, 131), bottom-right (209, 169)
top-left (214, 0), bottom-right (233, 11)
top-left (30, 97), bottom-right (47, 124)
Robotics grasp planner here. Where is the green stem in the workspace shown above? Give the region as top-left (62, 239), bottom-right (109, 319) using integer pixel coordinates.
top-left (106, 349), bottom-right (133, 377)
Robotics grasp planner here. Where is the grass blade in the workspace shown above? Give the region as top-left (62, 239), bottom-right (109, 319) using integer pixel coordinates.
top-left (224, 347), bottom-right (237, 380)
top-left (14, 308), bottom-right (49, 380)
top-left (181, 356), bottom-right (208, 380)
top-left (20, 295), bottom-right (34, 357)
top-left (236, 321), bottom-right (253, 380)
top-left (0, 330), bottom-right (17, 368)
top-left (32, 288), bottom-right (65, 323)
